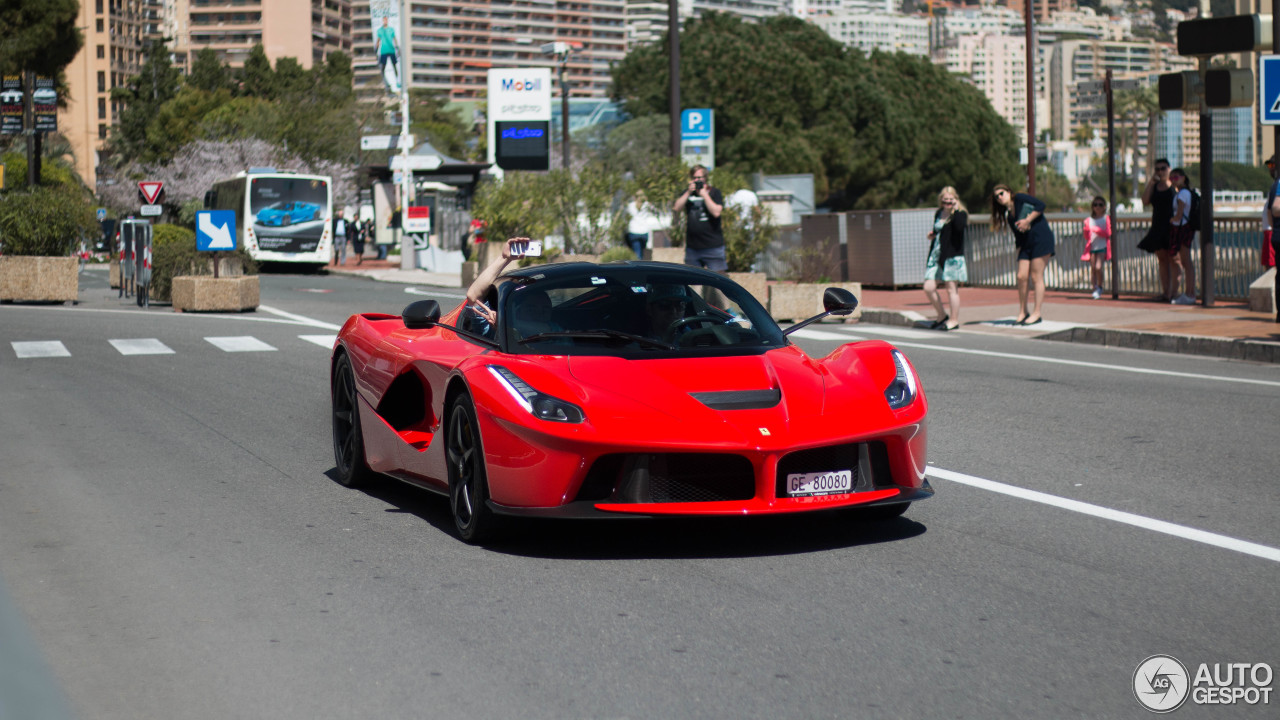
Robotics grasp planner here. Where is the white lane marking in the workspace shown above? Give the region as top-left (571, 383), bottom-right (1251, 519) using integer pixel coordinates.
top-left (12, 341), bottom-right (70, 358)
top-left (889, 341), bottom-right (1280, 389)
top-left (0, 304), bottom-right (323, 327)
top-left (788, 328), bottom-right (865, 341)
top-left (928, 466), bottom-right (1280, 564)
top-left (405, 287), bottom-right (467, 299)
top-left (257, 305), bottom-right (342, 330)
top-left (205, 336), bottom-right (277, 353)
top-left (109, 338), bottom-right (175, 355)
top-left (299, 334), bottom-right (337, 348)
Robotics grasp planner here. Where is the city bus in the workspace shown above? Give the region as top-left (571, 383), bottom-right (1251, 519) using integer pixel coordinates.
top-left (205, 170), bottom-right (334, 267)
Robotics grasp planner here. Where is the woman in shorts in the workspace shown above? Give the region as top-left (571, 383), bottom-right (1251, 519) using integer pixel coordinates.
top-left (991, 184), bottom-right (1055, 326)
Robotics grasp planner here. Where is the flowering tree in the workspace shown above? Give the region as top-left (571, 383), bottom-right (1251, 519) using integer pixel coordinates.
top-left (98, 138), bottom-right (356, 222)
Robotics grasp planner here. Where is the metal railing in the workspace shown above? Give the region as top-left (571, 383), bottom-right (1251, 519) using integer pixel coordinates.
top-left (965, 213), bottom-right (1266, 300)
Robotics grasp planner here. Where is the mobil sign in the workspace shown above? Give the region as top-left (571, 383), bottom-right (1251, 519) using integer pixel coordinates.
top-left (488, 67), bottom-right (551, 122)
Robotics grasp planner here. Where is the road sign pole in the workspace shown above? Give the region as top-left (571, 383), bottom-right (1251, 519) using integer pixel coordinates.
top-left (1106, 70), bottom-right (1119, 299)
top-left (1198, 57), bottom-right (1214, 307)
top-left (1275, 0), bottom-right (1279, 156)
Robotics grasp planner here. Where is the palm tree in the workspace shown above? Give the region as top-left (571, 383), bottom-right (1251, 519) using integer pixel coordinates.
top-left (1113, 86), bottom-right (1162, 197)
top-left (1071, 122), bottom-right (1095, 147)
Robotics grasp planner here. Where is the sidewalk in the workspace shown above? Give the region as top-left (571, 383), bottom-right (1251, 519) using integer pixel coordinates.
top-left (326, 256), bottom-right (1280, 364)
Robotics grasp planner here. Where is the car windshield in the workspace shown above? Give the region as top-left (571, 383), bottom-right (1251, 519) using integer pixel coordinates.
top-left (497, 266), bottom-right (785, 357)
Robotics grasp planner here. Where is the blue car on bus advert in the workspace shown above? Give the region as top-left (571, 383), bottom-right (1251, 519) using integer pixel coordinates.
top-left (255, 200), bottom-right (323, 227)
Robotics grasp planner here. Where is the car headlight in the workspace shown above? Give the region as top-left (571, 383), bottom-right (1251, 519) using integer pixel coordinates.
top-left (488, 366), bottom-right (585, 423)
top-left (883, 349), bottom-right (919, 410)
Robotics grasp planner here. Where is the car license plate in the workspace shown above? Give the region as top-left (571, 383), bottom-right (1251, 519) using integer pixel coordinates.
top-left (786, 469), bottom-right (852, 497)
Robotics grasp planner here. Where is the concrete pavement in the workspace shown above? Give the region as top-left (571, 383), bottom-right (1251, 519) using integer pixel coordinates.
top-left (325, 256), bottom-right (1280, 364)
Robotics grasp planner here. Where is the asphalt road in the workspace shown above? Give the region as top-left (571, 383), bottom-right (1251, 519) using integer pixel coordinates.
top-left (1, 267), bottom-right (1276, 719)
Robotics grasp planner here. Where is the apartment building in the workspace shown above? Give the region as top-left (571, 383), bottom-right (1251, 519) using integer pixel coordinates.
top-left (348, 0), bottom-right (626, 104)
top-left (60, 0), bottom-right (353, 187)
top-left (1048, 39), bottom-right (1192, 146)
top-left (624, 0), bottom-right (791, 48)
top-left (810, 7), bottom-right (931, 57)
top-left (60, 0), bottom-right (151, 187)
top-left (168, 0), bottom-right (352, 71)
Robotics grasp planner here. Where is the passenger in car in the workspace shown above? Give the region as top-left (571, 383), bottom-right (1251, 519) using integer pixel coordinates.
top-left (645, 284), bottom-right (691, 342)
top-left (465, 237), bottom-right (527, 327)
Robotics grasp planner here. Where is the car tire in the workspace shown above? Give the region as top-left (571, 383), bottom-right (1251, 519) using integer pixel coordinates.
top-left (331, 352), bottom-right (373, 488)
top-left (446, 393), bottom-right (501, 543)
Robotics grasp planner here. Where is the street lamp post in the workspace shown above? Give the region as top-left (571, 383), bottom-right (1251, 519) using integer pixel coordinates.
top-left (541, 42), bottom-right (576, 169)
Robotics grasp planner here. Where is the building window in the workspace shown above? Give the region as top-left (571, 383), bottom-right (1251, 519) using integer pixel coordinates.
top-left (97, 71), bottom-right (106, 92)
top-left (97, 0), bottom-right (103, 12)
top-left (97, 45), bottom-right (105, 59)
top-left (97, 18), bottom-right (104, 32)
top-left (98, 98), bottom-right (107, 118)
top-left (99, 124), bottom-right (107, 139)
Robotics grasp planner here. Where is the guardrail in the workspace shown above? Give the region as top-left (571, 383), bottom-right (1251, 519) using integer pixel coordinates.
top-left (965, 213), bottom-right (1266, 300)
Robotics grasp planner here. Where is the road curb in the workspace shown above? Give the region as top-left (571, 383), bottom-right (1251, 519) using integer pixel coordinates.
top-left (860, 307), bottom-right (1280, 364)
top-left (1038, 326), bottom-right (1280, 364)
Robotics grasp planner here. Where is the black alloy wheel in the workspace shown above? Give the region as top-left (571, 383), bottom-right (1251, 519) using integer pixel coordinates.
top-left (331, 352), bottom-right (372, 488)
top-left (445, 393), bottom-right (499, 543)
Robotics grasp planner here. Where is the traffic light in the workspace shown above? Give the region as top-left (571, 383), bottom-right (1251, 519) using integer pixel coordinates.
top-left (1159, 71), bottom-right (1201, 111)
top-left (1176, 14), bottom-right (1272, 56)
top-left (1204, 69), bottom-right (1254, 108)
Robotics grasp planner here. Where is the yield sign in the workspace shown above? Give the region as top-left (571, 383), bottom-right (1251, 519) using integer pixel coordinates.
top-left (138, 181), bottom-right (163, 204)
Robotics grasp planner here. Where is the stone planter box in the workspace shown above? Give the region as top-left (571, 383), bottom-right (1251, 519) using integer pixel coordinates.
top-left (644, 247), bottom-right (684, 264)
top-left (110, 260), bottom-right (121, 288)
top-left (0, 256), bottom-right (79, 303)
top-left (729, 272), bottom-right (767, 309)
top-left (171, 275), bottom-right (259, 312)
top-left (768, 282), bottom-right (862, 323)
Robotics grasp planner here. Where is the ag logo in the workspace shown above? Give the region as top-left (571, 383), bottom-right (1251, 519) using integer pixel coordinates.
top-left (1134, 655), bottom-right (1190, 713)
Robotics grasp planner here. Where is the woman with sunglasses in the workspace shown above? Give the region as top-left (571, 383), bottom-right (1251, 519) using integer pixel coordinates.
top-left (1081, 196), bottom-right (1111, 299)
top-left (1168, 168), bottom-right (1196, 305)
top-left (991, 184), bottom-right (1055, 325)
top-left (1139, 160), bottom-right (1175, 301)
top-left (923, 186), bottom-right (967, 330)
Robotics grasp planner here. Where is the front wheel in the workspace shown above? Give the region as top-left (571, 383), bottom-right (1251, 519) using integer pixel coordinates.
top-left (331, 353), bottom-right (373, 488)
top-left (445, 393), bottom-right (501, 543)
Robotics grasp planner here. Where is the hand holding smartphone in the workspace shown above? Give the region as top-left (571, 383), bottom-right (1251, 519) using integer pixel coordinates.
top-left (510, 239), bottom-right (543, 257)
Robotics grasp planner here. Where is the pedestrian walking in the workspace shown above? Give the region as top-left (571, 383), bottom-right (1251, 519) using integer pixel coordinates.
top-left (1139, 159), bottom-right (1175, 301)
top-left (1081, 196), bottom-right (1111, 299)
top-left (991, 184), bottom-right (1055, 325)
top-left (349, 217), bottom-right (365, 266)
top-left (923, 186), bottom-right (967, 331)
top-left (1168, 168), bottom-right (1196, 305)
top-left (332, 209), bottom-right (348, 266)
top-left (625, 190), bottom-right (656, 260)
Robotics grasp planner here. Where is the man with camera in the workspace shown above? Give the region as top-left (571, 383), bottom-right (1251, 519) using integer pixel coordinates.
top-left (672, 165), bottom-right (726, 272)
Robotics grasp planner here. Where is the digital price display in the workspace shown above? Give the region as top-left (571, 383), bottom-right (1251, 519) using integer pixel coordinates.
top-left (495, 121), bottom-right (549, 171)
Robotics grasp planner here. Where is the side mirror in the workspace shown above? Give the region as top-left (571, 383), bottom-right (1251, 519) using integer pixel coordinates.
top-left (782, 286), bottom-right (860, 336)
top-left (823, 287), bottom-right (858, 316)
top-left (402, 300), bottom-right (441, 329)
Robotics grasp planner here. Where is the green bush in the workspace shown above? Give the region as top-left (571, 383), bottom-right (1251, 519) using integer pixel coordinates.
top-left (150, 223), bottom-right (256, 302)
top-left (0, 185), bottom-right (99, 256)
top-left (598, 246), bottom-right (636, 263)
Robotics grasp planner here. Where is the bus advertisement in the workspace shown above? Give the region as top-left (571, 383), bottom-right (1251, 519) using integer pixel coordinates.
top-left (206, 171), bottom-right (333, 266)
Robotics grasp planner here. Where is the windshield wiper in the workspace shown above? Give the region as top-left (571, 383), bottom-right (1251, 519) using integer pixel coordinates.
top-left (517, 329), bottom-right (674, 350)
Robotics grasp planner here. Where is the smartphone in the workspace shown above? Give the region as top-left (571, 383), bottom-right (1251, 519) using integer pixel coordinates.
top-left (512, 240), bottom-right (543, 257)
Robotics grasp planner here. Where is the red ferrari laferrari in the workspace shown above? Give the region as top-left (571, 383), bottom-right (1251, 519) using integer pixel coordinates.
top-left (330, 261), bottom-right (930, 542)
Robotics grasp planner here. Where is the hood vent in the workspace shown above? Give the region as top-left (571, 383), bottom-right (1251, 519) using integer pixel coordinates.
top-left (689, 389), bottom-right (781, 411)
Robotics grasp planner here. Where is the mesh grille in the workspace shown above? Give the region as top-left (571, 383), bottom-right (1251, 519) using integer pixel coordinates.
top-left (581, 453), bottom-right (755, 503)
top-left (776, 443), bottom-right (863, 497)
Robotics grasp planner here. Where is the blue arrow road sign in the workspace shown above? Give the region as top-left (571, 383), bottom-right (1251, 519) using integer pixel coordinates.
top-left (1262, 56), bottom-right (1280, 125)
top-left (196, 210), bottom-right (237, 251)
top-left (681, 109), bottom-right (713, 140)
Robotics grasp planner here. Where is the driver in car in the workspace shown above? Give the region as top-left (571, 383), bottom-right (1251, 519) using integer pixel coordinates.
top-left (646, 284), bottom-right (692, 342)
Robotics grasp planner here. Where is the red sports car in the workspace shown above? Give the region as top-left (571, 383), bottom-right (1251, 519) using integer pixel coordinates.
top-left (330, 261), bottom-right (930, 542)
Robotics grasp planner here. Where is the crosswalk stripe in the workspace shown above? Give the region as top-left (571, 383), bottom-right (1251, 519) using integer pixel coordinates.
top-left (109, 338), bottom-right (175, 356)
top-left (205, 336), bottom-right (277, 352)
top-left (12, 341), bottom-right (71, 358)
top-left (298, 334), bottom-right (337, 348)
